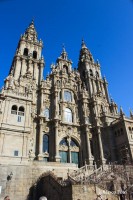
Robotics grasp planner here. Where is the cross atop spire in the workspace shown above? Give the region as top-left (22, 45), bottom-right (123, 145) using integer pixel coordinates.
top-left (23, 20), bottom-right (38, 42)
top-left (60, 44), bottom-right (68, 60)
top-left (81, 39), bottom-right (87, 49)
top-left (79, 39), bottom-right (94, 63)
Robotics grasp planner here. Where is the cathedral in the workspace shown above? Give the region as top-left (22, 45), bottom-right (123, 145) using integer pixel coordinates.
top-left (0, 21), bottom-right (133, 200)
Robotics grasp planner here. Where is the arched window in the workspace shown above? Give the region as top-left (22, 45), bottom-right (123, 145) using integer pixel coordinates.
top-left (59, 138), bottom-right (68, 146)
top-left (96, 71), bottom-right (99, 78)
top-left (18, 106), bottom-right (24, 116)
top-left (64, 108), bottom-right (72, 123)
top-left (64, 91), bottom-right (72, 102)
top-left (23, 48), bottom-right (28, 56)
top-left (33, 51), bottom-right (37, 59)
top-left (44, 108), bottom-right (49, 119)
top-left (90, 69), bottom-right (93, 76)
top-left (70, 140), bottom-right (78, 147)
top-left (43, 134), bottom-right (49, 153)
top-left (63, 65), bottom-right (68, 74)
top-left (11, 105), bottom-right (17, 115)
top-left (129, 127), bottom-right (131, 132)
top-left (59, 138), bottom-right (79, 165)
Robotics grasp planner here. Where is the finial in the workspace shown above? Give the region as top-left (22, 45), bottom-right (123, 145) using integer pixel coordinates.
top-left (110, 94), bottom-right (113, 103)
top-left (31, 17), bottom-right (34, 24)
top-left (81, 38), bottom-right (87, 48)
top-left (103, 75), bottom-right (107, 82)
top-left (120, 106), bottom-right (124, 116)
top-left (130, 108), bottom-right (133, 119)
top-left (28, 18), bottom-right (35, 28)
top-left (97, 59), bottom-right (100, 65)
top-left (62, 43), bottom-right (66, 52)
top-left (61, 44), bottom-right (67, 60)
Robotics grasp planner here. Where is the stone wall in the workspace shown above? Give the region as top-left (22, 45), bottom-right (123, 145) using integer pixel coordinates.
top-left (72, 185), bottom-right (119, 200)
top-left (0, 161), bottom-right (77, 200)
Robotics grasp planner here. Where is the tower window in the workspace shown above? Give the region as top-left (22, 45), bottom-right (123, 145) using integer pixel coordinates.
top-left (18, 106), bottom-right (24, 116)
top-left (96, 71), bottom-right (99, 78)
top-left (23, 48), bottom-right (28, 56)
top-left (11, 105), bottom-right (18, 115)
top-left (64, 108), bottom-right (72, 123)
top-left (33, 51), bottom-right (37, 59)
top-left (90, 69), bottom-right (93, 76)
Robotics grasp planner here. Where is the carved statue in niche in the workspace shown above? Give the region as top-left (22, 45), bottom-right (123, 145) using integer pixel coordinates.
top-left (28, 138), bottom-right (35, 160)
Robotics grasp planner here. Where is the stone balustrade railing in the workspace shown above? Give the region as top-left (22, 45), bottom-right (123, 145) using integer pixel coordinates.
top-left (69, 164), bottom-right (95, 179)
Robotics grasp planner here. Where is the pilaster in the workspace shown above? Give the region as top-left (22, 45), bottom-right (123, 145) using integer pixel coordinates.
top-left (38, 118), bottom-right (43, 160)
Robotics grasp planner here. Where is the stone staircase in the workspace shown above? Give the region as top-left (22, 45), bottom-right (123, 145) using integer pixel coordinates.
top-left (68, 163), bottom-right (95, 182)
top-left (69, 164), bottom-right (133, 191)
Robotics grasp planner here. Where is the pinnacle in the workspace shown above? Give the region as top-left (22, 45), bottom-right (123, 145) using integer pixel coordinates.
top-left (29, 19), bottom-right (35, 28)
top-left (23, 19), bottom-right (38, 41)
top-left (60, 44), bottom-right (68, 60)
top-left (81, 39), bottom-right (87, 49)
top-left (62, 44), bottom-right (66, 52)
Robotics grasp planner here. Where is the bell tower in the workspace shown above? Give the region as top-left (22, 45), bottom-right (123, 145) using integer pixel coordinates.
top-left (9, 20), bottom-right (44, 85)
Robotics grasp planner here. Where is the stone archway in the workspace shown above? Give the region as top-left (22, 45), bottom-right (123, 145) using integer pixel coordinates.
top-left (26, 172), bottom-right (72, 200)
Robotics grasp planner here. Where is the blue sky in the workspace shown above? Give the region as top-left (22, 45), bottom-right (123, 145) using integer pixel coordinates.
top-left (0, 0), bottom-right (133, 115)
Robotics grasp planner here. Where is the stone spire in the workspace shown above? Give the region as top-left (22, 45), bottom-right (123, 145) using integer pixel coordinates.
top-left (22, 19), bottom-right (38, 42)
top-left (130, 109), bottom-right (133, 119)
top-left (78, 39), bottom-right (94, 63)
top-left (120, 106), bottom-right (125, 117)
top-left (56, 45), bottom-right (72, 72)
top-left (8, 20), bottom-right (44, 84)
top-left (60, 45), bottom-right (68, 60)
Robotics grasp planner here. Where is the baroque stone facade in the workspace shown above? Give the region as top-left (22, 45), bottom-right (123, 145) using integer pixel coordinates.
top-left (0, 21), bottom-right (133, 199)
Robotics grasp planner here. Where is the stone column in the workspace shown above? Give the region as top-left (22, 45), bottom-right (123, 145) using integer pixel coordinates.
top-left (92, 79), bottom-right (96, 93)
top-left (38, 118), bottom-right (43, 160)
top-left (54, 90), bottom-right (58, 119)
top-left (40, 87), bottom-right (43, 114)
top-left (73, 107), bottom-right (76, 124)
top-left (67, 138), bottom-right (71, 163)
top-left (95, 79), bottom-right (99, 92)
top-left (97, 128), bottom-right (106, 165)
top-left (88, 78), bottom-right (93, 96)
top-left (33, 62), bottom-right (37, 80)
top-left (55, 120), bottom-right (60, 162)
top-left (21, 58), bottom-right (26, 76)
top-left (103, 78), bottom-right (110, 102)
top-left (101, 82), bottom-right (105, 95)
top-left (39, 63), bottom-right (44, 85)
top-left (86, 128), bottom-right (94, 165)
top-left (28, 59), bottom-right (32, 74)
top-left (69, 147), bottom-right (71, 163)
top-left (14, 57), bottom-right (21, 80)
